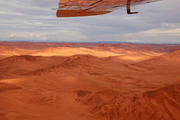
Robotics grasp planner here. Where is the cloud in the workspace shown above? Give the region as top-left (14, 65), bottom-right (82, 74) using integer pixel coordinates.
top-left (0, 0), bottom-right (180, 43)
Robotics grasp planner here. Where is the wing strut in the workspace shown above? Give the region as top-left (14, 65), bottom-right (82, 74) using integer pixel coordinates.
top-left (126, 0), bottom-right (138, 14)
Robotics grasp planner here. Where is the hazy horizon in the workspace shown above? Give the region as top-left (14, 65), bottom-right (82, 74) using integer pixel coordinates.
top-left (1, 40), bottom-right (180, 44)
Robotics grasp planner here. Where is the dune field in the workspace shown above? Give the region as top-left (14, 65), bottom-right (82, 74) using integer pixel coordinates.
top-left (0, 42), bottom-right (180, 120)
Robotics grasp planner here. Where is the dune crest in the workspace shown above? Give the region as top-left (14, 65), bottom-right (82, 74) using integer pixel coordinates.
top-left (133, 50), bottom-right (180, 70)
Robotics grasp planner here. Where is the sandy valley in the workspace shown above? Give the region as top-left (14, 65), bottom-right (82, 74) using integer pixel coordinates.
top-left (0, 42), bottom-right (180, 120)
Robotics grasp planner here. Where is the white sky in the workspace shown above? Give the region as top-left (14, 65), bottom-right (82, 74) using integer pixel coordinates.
top-left (0, 0), bottom-right (180, 43)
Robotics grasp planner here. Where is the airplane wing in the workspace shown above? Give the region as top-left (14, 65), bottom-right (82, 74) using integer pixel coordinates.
top-left (56, 0), bottom-right (159, 17)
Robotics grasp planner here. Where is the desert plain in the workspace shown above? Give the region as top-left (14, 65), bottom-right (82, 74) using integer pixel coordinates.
top-left (0, 41), bottom-right (180, 120)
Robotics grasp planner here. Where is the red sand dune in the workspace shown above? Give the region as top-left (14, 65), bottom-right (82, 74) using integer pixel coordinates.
top-left (76, 83), bottom-right (180, 120)
top-left (0, 42), bottom-right (180, 120)
top-left (134, 50), bottom-right (180, 70)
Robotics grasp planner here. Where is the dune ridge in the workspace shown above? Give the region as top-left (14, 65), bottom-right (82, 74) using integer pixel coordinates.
top-left (21, 54), bottom-right (118, 76)
top-left (76, 83), bottom-right (180, 120)
top-left (134, 50), bottom-right (180, 70)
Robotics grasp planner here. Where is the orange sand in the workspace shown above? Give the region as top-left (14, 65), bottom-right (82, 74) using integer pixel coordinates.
top-left (0, 42), bottom-right (180, 120)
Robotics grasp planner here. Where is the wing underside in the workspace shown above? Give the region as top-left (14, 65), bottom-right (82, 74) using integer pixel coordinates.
top-left (56, 0), bottom-right (159, 17)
